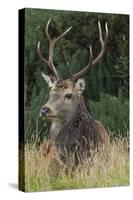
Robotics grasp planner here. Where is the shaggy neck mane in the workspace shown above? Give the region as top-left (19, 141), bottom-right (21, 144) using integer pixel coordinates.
top-left (54, 98), bottom-right (95, 161)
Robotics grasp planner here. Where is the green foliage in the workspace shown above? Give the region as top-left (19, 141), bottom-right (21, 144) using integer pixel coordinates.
top-left (25, 85), bottom-right (50, 142)
top-left (24, 8), bottom-right (129, 141)
top-left (89, 93), bottom-right (129, 137)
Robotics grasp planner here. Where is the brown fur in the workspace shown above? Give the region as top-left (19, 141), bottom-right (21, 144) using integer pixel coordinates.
top-left (54, 99), bottom-right (109, 164)
top-left (40, 79), bottom-right (109, 165)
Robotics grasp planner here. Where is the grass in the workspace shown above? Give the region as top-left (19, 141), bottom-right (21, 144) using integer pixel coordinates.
top-left (22, 137), bottom-right (129, 192)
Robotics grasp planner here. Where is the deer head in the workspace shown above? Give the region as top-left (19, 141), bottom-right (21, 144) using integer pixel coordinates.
top-left (38, 19), bottom-right (108, 122)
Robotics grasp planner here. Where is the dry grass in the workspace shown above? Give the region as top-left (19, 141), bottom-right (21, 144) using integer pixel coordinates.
top-left (22, 137), bottom-right (129, 192)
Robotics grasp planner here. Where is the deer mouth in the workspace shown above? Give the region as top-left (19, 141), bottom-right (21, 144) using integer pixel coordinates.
top-left (46, 115), bottom-right (56, 118)
top-left (41, 114), bottom-right (56, 119)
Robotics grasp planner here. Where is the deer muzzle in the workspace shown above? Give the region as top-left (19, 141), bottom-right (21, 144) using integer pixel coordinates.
top-left (40, 106), bottom-right (50, 117)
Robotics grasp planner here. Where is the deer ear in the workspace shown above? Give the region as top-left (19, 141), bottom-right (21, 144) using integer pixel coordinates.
top-left (75, 79), bottom-right (85, 95)
top-left (41, 72), bottom-right (54, 88)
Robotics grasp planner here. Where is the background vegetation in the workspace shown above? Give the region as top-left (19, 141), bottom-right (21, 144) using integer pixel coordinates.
top-left (24, 8), bottom-right (129, 142)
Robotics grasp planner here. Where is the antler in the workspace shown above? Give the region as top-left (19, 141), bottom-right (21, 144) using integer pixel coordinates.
top-left (37, 19), bottom-right (72, 80)
top-left (72, 21), bottom-right (108, 81)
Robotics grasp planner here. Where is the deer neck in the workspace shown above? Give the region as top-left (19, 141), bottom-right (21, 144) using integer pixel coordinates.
top-left (50, 120), bottom-right (62, 140)
top-left (50, 98), bottom-right (92, 141)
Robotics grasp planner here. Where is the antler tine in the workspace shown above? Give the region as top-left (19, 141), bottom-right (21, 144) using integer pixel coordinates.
top-left (45, 19), bottom-right (60, 79)
top-left (37, 19), bottom-right (72, 80)
top-left (37, 40), bottom-right (57, 76)
top-left (37, 19), bottom-right (60, 80)
top-left (37, 41), bottom-right (49, 65)
top-left (92, 21), bottom-right (108, 65)
top-left (72, 21), bottom-right (108, 81)
top-left (55, 26), bottom-right (72, 43)
top-left (45, 19), bottom-right (52, 42)
top-left (72, 45), bottom-right (93, 81)
top-left (98, 21), bottom-right (104, 47)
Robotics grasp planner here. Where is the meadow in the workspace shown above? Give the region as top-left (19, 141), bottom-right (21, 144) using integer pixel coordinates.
top-left (23, 136), bottom-right (129, 192)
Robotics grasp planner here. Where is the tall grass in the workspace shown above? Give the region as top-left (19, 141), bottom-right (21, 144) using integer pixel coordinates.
top-left (23, 137), bottom-right (129, 192)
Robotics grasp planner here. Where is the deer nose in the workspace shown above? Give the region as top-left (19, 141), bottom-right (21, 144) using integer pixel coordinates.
top-left (40, 106), bottom-right (50, 117)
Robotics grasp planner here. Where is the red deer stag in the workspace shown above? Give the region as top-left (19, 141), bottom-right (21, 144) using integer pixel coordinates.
top-left (38, 19), bottom-right (109, 164)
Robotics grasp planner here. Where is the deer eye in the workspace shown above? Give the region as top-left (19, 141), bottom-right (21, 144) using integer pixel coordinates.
top-left (65, 93), bottom-right (72, 99)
